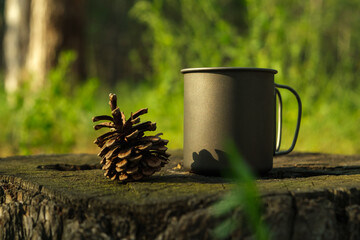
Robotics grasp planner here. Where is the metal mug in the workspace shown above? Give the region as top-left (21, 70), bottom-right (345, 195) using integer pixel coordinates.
top-left (181, 67), bottom-right (302, 175)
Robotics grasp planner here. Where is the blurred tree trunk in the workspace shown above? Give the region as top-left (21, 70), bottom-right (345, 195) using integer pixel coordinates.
top-left (4, 0), bottom-right (85, 94)
top-left (25, 0), bottom-right (86, 90)
top-left (3, 0), bottom-right (30, 94)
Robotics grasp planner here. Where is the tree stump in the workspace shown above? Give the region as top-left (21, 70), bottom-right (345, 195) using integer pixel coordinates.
top-left (1, 151), bottom-right (360, 239)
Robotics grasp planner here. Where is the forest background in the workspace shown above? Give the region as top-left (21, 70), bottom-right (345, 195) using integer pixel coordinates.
top-left (0, 0), bottom-right (359, 156)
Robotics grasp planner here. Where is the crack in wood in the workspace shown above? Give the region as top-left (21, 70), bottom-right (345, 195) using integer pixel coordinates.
top-left (37, 163), bottom-right (101, 171)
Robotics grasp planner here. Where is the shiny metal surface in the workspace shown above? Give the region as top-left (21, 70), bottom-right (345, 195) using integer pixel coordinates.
top-left (181, 67), bottom-right (278, 74)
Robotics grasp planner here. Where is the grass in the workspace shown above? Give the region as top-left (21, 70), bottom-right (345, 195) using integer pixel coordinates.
top-left (212, 140), bottom-right (270, 239)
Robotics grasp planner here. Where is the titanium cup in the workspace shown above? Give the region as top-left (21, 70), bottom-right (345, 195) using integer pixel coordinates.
top-left (182, 67), bottom-right (302, 175)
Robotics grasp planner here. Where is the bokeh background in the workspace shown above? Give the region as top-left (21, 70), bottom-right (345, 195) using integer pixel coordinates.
top-left (0, 0), bottom-right (359, 156)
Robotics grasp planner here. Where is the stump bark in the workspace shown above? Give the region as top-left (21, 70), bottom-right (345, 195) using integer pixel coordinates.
top-left (1, 151), bottom-right (360, 239)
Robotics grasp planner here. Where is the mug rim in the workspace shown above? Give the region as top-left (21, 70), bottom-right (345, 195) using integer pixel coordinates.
top-left (181, 67), bottom-right (278, 74)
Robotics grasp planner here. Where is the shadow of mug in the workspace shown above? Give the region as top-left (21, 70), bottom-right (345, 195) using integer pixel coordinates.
top-left (192, 149), bottom-right (228, 176)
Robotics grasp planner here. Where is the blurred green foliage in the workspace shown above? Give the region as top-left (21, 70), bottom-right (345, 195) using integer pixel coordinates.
top-left (0, 52), bottom-right (101, 155)
top-left (212, 140), bottom-right (269, 239)
top-left (128, 0), bottom-right (360, 154)
top-left (0, 0), bottom-right (359, 155)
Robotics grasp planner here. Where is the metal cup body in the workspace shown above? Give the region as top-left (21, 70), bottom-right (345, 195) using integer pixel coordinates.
top-left (182, 67), bottom-right (277, 175)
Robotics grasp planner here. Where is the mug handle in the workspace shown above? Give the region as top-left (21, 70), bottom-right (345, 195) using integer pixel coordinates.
top-left (274, 83), bottom-right (302, 156)
top-left (274, 88), bottom-right (282, 152)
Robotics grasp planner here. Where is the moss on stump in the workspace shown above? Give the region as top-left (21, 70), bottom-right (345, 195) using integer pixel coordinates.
top-left (1, 151), bottom-right (360, 239)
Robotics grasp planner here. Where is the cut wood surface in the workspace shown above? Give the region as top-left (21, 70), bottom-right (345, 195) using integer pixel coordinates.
top-left (1, 151), bottom-right (360, 239)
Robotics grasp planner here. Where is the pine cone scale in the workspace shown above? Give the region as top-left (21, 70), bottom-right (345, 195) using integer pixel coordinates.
top-left (132, 108), bottom-right (148, 119)
top-left (128, 154), bottom-right (142, 162)
top-left (92, 115), bottom-right (114, 122)
top-left (139, 136), bottom-right (161, 143)
top-left (125, 130), bottom-right (139, 140)
top-left (94, 131), bottom-right (118, 147)
top-left (126, 165), bottom-right (139, 174)
top-left (109, 94), bottom-right (117, 110)
top-left (117, 148), bottom-right (132, 159)
top-left (103, 160), bottom-right (112, 170)
top-left (119, 174), bottom-right (128, 181)
top-left (135, 142), bottom-right (152, 151)
top-left (145, 157), bottom-right (162, 168)
top-left (105, 148), bottom-right (120, 161)
top-left (116, 159), bottom-right (127, 168)
top-left (142, 168), bottom-right (155, 176)
top-left (111, 108), bottom-right (123, 128)
top-left (132, 121), bottom-right (157, 132)
top-left (132, 173), bottom-right (143, 180)
top-left (94, 122), bottom-right (116, 130)
top-left (130, 117), bottom-right (141, 125)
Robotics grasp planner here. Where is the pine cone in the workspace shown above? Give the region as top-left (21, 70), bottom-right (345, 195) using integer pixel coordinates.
top-left (92, 93), bottom-right (170, 182)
